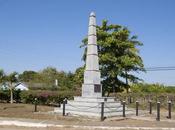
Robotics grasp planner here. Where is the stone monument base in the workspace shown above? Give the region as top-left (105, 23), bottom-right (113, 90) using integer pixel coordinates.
top-left (54, 96), bottom-right (131, 117)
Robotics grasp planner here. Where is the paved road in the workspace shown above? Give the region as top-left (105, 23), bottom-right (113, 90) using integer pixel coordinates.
top-left (0, 117), bottom-right (175, 130)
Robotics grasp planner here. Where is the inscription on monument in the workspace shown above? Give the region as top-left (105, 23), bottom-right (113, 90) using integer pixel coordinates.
top-left (94, 84), bottom-right (101, 92)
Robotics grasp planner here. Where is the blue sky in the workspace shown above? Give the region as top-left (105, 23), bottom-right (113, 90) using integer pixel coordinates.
top-left (0, 0), bottom-right (175, 85)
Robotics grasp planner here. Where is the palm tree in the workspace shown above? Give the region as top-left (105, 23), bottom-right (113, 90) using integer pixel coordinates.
top-left (5, 72), bottom-right (19, 104)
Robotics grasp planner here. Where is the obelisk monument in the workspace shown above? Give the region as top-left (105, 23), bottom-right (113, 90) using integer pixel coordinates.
top-left (82, 12), bottom-right (102, 97)
top-left (54, 12), bottom-right (127, 117)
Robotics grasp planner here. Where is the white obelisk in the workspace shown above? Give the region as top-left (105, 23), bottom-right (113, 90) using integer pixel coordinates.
top-left (54, 12), bottom-right (126, 117)
top-left (82, 12), bottom-right (102, 97)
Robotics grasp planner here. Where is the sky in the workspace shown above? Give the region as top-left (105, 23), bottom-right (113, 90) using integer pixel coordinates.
top-left (0, 0), bottom-right (175, 85)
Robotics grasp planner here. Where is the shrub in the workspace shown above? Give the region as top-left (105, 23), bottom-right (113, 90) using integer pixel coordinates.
top-left (20, 90), bottom-right (75, 105)
top-left (0, 90), bottom-right (10, 102)
top-left (0, 89), bottom-right (22, 103)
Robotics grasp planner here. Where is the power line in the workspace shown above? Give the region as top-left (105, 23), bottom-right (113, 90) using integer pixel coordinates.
top-left (146, 66), bottom-right (175, 69)
top-left (146, 69), bottom-right (175, 71)
top-left (145, 66), bottom-right (175, 71)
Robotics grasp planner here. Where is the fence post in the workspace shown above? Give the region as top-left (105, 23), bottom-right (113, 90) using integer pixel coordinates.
top-left (63, 98), bottom-right (67, 116)
top-left (156, 102), bottom-right (160, 121)
top-left (101, 102), bottom-right (104, 121)
top-left (167, 101), bottom-right (171, 119)
top-left (136, 101), bottom-right (139, 116)
top-left (34, 98), bottom-right (37, 112)
top-left (122, 101), bottom-right (126, 117)
top-left (149, 100), bottom-right (152, 114)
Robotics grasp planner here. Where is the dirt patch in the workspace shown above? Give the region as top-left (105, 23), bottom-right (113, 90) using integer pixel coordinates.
top-left (0, 103), bottom-right (55, 120)
top-left (0, 103), bottom-right (175, 129)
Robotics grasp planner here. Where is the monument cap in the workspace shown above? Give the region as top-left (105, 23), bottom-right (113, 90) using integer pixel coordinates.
top-left (90, 12), bottom-right (96, 17)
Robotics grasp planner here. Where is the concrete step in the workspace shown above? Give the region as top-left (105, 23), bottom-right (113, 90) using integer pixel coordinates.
top-left (74, 96), bottom-right (116, 102)
top-left (54, 97), bottom-right (131, 117)
top-left (63, 100), bottom-right (121, 107)
top-left (54, 107), bottom-right (132, 117)
top-left (64, 106), bottom-right (123, 112)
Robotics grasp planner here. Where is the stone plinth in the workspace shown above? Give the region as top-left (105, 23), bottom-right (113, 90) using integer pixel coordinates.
top-left (54, 96), bottom-right (128, 117)
top-left (82, 84), bottom-right (102, 97)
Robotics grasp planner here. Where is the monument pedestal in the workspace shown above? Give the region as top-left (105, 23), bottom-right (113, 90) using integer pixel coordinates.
top-left (82, 84), bottom-right (102, 97)
top-left (54, 96), bottom-right (128, 117)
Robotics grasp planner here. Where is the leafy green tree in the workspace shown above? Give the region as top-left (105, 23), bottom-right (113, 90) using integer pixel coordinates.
top-left (66, 72), bottom-right (75, 89)
top-left (19, 71), bottom-right (38, 82)
top-left (73, 67), bottom-right (84, 90)
top-left (82, 20), bottom-right (145, 95)
top-left (38, 67), bottom-right (75, 90)
top-left (0, 69), bottom-right (5, 83)
top-left (40, 67), bottom-right (58, 83)
top-left (56, 71), bottom-right (75, 90)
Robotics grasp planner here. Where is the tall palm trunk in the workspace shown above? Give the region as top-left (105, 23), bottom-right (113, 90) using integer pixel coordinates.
top-left (10, 88), bottom-right (13, 104)
top-left (125, 70), bottom-right (129, 93)
top-left (10, 83), bottom-right (13, 104)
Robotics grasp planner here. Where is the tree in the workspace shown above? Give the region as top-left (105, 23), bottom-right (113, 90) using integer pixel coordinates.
top-left (5, 72), bottom-right (19, 103)
top-left (19, 71), bottom-right (38, 82)
top-left (38, 67), bottom-right (75, 90)
top-left (40, 67), bottom-right (58, 84)
top-left (0, 69), bottom-right (5, 83)
top-left (73, 67), bottom-right (84, 90)
top-left (81, 20), bottom-right (145, 95)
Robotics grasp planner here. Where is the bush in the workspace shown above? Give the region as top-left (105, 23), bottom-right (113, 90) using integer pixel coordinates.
top-left (0, 90), bottom-right (10, 102)
top-left (0, 89), bottom-right (22, 103)
top-left (20, 90), bottom-right (75, 105)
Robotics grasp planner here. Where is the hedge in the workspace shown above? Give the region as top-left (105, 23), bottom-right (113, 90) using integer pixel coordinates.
top-left (20, 90), bottom-right (75, 105)
top-left (0, 90), bottom-right (76, 105)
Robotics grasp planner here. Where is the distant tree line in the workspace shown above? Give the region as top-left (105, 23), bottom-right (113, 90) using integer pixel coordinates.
top-left (0, 67), bottom-right (83, 91)
top-left (18, 67), bottom-right (80, 91)
top-left (0, 67), bottom-right (81, 104)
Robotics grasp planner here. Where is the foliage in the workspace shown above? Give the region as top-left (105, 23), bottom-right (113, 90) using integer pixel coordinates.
top-left (5, 72), bottom-right (18, 84)
top-left (73, 67), bottom-right (84, 89)
top-left (0, 89), bottom-right (21, 103)
top-left (20, 90), bottom-right (76, 105)
top-left (113, 83), bottom-right (175, 110)
top-left (14, 89), bottom-right (21, 103)
top-left (19, 67), bottom-right (78, 91)
top-left (130, 83), bottom-right (175, 94)
top-left (1, 71), bottom-right (19, 104)
top-left (18, 71), bottom-right (38, 82)
top-left (81, 20), bottom-right (145, 95)
top-left (0, 69), bottom-right (5, 83)
top-left (0, 90), bottom-right (10, 102)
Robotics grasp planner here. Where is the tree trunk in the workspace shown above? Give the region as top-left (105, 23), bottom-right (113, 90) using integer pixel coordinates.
top-left (125, 70), bottom-right (129, 93)
top-left (10, 88), bottom-right (13, 104)
top-left (126, 87), bottom-right (129, 93)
